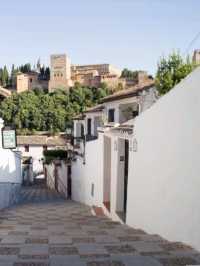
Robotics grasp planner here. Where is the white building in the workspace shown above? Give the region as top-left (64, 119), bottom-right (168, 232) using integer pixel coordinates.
top-left (0, 119), bottom-right (22, 208)
top-left (126, 67), bottom-right (200, 250)
top-left (72, 81), bottom-right (157, 209)
top-left (72, 66), bottom-right (200, 251)
top-left (17, 134), bottom-right (69, 178)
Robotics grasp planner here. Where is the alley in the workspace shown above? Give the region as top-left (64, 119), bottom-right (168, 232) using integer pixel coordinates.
top-left (0, 187), bottom-right (199, 266)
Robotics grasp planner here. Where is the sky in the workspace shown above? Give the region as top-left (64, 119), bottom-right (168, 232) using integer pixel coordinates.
top-left (0, 0), bottom-right (200, 75)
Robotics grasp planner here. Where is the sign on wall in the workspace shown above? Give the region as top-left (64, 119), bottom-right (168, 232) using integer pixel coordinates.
top-left (2, 128), bottom-right (17, 149)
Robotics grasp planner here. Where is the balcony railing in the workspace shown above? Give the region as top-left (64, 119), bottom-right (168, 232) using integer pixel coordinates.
top-left (85, 135), bottom-right (98, 142)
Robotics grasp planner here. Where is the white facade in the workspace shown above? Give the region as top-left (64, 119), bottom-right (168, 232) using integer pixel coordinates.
top-left (0, 119), bottom-right (22, 184)
top-left (72, 136), bottom-right (104, 206)
top-left (0, 119), bottom-right (22, 208)
top-left (45, 161), bottom-right (69, 198)
top-left (18, 145), bottom-right (45, 174)
top-left (126, 67), bottom-right (200, 251)
top-left (71, 86), bottom-right (156, 211)
top-left (103, 87), bottom-right (157, 125)
top-left (71, 68), bottom-right (200, 251)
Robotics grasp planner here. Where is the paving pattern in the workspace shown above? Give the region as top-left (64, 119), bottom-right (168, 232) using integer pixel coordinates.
top-left (0, 186), bottom-right (199, 266)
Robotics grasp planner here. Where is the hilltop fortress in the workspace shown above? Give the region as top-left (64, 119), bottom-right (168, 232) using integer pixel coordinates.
top-left (13, 53), bottom-right (151, 93)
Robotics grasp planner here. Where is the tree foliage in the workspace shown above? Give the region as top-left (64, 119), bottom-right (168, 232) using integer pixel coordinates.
top-left (0, 85), bottom-right (109, 134)
top-left (19, 63), bottom-right (31, 73)
top-left (39, 66), bottom-right (50, 81)
top-left (121, 68), bottom-right (140, 79)
top-left (155, 52), bottom-right (196, 95)
top-left (0, 66), bottom-right (9, 87)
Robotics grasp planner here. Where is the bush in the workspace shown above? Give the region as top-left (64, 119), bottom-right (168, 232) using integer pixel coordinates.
top-left (43, 149), bottom-right (68, 164)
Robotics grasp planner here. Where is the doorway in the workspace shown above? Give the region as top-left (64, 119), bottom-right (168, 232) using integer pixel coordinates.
top-left (87, 118), bottom-right (92, 136)
top-left (103, 136), bottom-right (111, 212)
top-left (116, 138), bottom-right (129, 222)
top-left (124, 139), bottom-right (129, 216)
top-left (67, 165), bottom-right (72, 199)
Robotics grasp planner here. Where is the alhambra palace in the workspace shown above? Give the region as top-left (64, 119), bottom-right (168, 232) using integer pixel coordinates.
top-left (1, 54), bottom-right (152, 95)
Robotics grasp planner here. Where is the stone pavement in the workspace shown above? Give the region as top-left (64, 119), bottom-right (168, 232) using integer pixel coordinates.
top-left (0, 187), bottom-right (199, 265)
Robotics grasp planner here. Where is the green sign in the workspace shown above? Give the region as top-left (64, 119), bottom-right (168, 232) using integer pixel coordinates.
top-left (2, 129), bottom-right (17, 149)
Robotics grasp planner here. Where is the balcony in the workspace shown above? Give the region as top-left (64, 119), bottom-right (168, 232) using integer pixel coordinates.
top-left (86, 135), bottom-right (98, 142)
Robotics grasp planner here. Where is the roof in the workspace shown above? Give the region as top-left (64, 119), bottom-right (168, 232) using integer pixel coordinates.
top-left (17, 135), bottom-right (67, 146)
top-left (73, 113), bottom-right (86, 120)
top-left (73, 105), bottom-right (104, 120)
top-left (101, 80), bottom-right (155, 103)
top-left (17, 71), bottom-right (38, 77)
top-left (84, 104), bottom-right (104, 114)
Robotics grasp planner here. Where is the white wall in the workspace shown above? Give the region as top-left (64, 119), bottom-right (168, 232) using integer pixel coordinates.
top-left (45, 161), bottom-right (68, 197)
top-left (0, 149), bottom-right (21, 183)
top-left (85, 113), bottom-right (102, 136)
top-left (72, 134), bottom-right (104, 207)
top-left (0, 119), bottom-right (22, 184)
top-left (0, 118), bottom-right (22, 209)
top-left (103, 136), bottom-right (111, 203)
top-left (126, 67), bottom-right (200, 250)
top-left (103, 88), bottom-right (157, 124)
top-left (57, 161), bottom-right (68, 196)
top-left (18, 145), bottom-right (57, 174)
top-left (18, 145), bottom-right (44, 173)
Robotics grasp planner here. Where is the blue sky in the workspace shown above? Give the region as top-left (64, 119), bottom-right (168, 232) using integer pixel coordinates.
top-left (0, 0), bottom-right (200, 75)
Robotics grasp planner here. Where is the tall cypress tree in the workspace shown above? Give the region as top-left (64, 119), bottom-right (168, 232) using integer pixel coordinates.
top-left (2, 66), bottom-right (9, 87)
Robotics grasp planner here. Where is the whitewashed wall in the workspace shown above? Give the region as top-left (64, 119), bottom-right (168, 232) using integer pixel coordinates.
top-left (0, 119), bottom-right (22, 184)
top-left (18, 146), bottom-right (44, 173)
top-left (72, 134), bottom-right (104, 207)
top-left (18, 145), bottom-right (58, 174)
top-left (126, 67), bottom-right (200, 250)
top-left (45, 163), bottom-right (55, 190)
top-left (45, 161), bottom-right (68, 197)
top-left (0, 149), bottom-right (21, 183)
top-left (0, 119), bottom-right (22, 208)
top-left (103, 87), bottom-right (157, 124)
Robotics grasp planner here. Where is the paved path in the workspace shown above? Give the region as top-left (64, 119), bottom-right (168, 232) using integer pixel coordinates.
top-left (0, 187), bottom-right (199, 266)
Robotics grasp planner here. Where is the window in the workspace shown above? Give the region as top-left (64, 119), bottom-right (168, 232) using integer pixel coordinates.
top-left (43, 145), bottom-right (47, 151)
top-left (87, 118), bottom-right (92, 136)
top-left (30, 78), bottom-right (32, 83)
top-left (24, 145), bottom-right (29, 152)
top-left (108, 109), bottom-right (115, 122)
top-left (81, 124), bottom-right (84, 138)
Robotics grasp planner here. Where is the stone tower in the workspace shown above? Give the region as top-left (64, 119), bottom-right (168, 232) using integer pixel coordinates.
top-left (48, 54), bottom-right (72, 92)
top-left (192, 50), bottom-right (200, 65)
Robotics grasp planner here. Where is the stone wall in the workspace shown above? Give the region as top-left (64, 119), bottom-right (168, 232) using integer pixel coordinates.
top-left (0, 183), bottom-right (21, 209)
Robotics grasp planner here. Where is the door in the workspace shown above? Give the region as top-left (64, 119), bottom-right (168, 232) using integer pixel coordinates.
top-left (87, 118), bottom-right (92, 136)
top-left (54, 166), bottom-right (58, 191)
top-left (124, 139), bottom-right (129, 215)
top-left (67, 165), bottom-right (72, 199)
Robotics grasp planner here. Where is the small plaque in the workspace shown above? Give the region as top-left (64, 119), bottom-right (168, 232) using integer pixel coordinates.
top-left (2, 128), bottom-right (17, 149)
top-left (132, 138), bottom-right (138, 152)
top-left (120, 156), bottom-right (125, 162)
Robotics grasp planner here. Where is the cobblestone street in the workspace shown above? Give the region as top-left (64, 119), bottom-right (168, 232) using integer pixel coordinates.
top-left (0, 186), bottom-right (199, 266)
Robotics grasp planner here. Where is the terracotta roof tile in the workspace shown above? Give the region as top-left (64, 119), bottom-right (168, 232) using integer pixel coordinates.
top-left (17, 135), bottom-right (67, 146)
top-left (101, 80), bottom-right (155, 103)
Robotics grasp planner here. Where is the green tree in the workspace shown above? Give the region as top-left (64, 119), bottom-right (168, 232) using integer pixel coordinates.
top-left (0, 66), bottom-right (9, 87)
top-left (121, 68), bottom-right (139, 79)
top-left (19, 63), bottom-right (31, 73)
top-left (155, 52), bottom-right (196, 95)
top-left (0, 83), bottom-right (109, 133)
